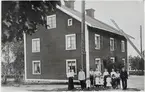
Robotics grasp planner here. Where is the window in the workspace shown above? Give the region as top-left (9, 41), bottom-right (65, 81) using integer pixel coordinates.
top-left (110, 38), bottom-right (114, 51)
top-left (110, 57), bottom-right (115, 63)
top-left (121, 40), bottom-right (125, 52)
top-left (122, 58), bottom-right (126, 66)
top-left (95, 58), bottom-right (101, 71)
top-left (66, 59), bottom-right (77, 75)
top-left (65, 34), bottom-right (76, 50)
top-left (47, 14), bottom-right (56, 29)
top-left (32, 60), bottom-right (41, 74)
top-left (95, 34), bottom-right (100, 49)
top-left (68, 18), bottom-right (72, 26)
top-left (32, 38), bottom-right (40, 52)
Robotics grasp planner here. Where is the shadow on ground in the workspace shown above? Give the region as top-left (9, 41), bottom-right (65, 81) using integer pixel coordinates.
top-left (29, 87), bottom-right (140, 91)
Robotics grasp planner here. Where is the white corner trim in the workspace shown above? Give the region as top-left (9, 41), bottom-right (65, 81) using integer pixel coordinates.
top-left (23, 32), bottom-right (27, 81)
top-left (56, 5), bottom-right (92, 27)
top-left (85, 25), bottom-right (90, 78)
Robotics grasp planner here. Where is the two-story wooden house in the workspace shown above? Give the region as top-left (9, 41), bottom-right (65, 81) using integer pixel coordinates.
top-left (24, 1), bottom-right (128, 82)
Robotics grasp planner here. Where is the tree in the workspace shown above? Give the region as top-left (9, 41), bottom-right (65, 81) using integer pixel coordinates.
top-left (1, 42), bottom-right (15, 84)
top-left (1, 1), bottom-right (61, 84)
top-left (2, 1), bottom-right (61, 43)
top-left (103, 57), bottom-right (124, 73)
top-left (129, 55), bottom-right (144, 71)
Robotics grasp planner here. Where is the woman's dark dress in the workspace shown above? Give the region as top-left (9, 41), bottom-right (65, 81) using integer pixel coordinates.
top-left (68, 77), bottom-right (74, 90)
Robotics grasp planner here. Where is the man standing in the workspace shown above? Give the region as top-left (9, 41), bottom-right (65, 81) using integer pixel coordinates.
top-left (89, 68), bottom-right (94, 87)
top-left (120, 67), bottom-right (128, 90)
top-left (78, 68), bottom-right (86, 90)
top-left (103, 69), bottom-right (109, 87)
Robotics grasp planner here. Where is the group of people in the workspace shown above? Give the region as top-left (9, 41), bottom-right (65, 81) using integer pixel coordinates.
top-left (67, 67), bottom-right (128, 90)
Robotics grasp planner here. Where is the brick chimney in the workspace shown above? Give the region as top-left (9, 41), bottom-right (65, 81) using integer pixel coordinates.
top-left (64, 0), bottom-right (75, 9)
top-left (86, 8), bottom-right (95, 18)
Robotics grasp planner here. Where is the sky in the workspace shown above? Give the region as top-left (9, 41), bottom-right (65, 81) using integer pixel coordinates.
top-left (62, 0), bottom-right (144, 56)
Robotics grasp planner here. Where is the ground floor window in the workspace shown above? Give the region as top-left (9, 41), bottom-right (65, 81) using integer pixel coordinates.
top-left (66, 59), bottom-right (77, 75)
top-left (95, 58), bottom-right (101, 71)
top-left (32, 60), bottom-right (41, 74)
top-left (122, 58), bottom-right (126, 66)
top-left (110, 57), bottom-right (115, 63)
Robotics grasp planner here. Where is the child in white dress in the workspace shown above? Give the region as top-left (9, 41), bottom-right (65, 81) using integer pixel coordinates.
top-left (86, 78), bottom-right (91, 90)
top-left (100, 76), bottom-right (104, 86)
top-left (94, 69), bottom-right (102, 87)
top-left (106, 75), bottom-right (112, 88)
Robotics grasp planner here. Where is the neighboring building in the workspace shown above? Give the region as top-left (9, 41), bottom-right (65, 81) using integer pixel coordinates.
top-left (24, 1), bottom-right (129, 82)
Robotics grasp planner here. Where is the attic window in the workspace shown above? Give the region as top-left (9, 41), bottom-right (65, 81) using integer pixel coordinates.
top-left (68, 18), bottom-right (72, 26)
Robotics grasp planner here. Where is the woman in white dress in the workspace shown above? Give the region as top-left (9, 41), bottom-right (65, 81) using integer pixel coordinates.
top-left (94, 68), bottom-right (102, 87)
top-left (103, 69), bottom-right (109, 87)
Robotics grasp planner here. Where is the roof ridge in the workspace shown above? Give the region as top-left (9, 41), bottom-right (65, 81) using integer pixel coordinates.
top-left (58, 5), bottom-right (134, 39)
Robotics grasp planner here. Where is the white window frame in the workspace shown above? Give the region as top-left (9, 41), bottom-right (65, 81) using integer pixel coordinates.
top-left (66, 59), bottom-right (77, 75)
top-left (65, 34), bottom-right (76, 50)
top-left (32, 38), bottom-right (40, 53)
top-left (110, 38), bottom-right (114, 51)
top-left (68, 18), bottom-right (73, 26)
top-left (122, 58), bottom-right (125, 66)
top-left (47, 14), bottom-right (56, 29)
top-left (110, 57), bottom-right (115, 63)
top-left (95, 34), bottom-right (100, 49)
top-left (95, 58), bottom-right (101, 71)
top-left (32, 60), bottom-right (41, 75)
top-left (121, 40), bottom-right (125, 52)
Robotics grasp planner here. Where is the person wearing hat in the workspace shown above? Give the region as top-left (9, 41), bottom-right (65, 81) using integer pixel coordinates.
top-left (120, 67), bottom-right (128, 90)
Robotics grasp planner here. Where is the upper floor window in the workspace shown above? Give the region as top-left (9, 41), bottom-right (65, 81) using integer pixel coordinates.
top-left (47, 14), bottom-right (56, 29)
top-left (32, 60), bottom-right (41, 75)
top-left (68, 18), bottom-right (72, 26)
top-left (66, 59), bottom-right (77, 75)
top-left (110, 38), bottom-right (114, 51)
top-left (121, 40), bottom-right (125, 52)
top-left (95, 34), bottom-right (100, 49)
top-left (32, 38), bottom-right (40, 52)
top-left (65, 34), bottom-right (76, 50)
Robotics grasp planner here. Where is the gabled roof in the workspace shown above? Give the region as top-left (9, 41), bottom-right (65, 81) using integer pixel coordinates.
top-left (57, 5), bottom-right (134, 39)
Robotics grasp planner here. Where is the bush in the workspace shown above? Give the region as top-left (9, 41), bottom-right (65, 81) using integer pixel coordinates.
top-left (129, 70), bottom-right (144, 75)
